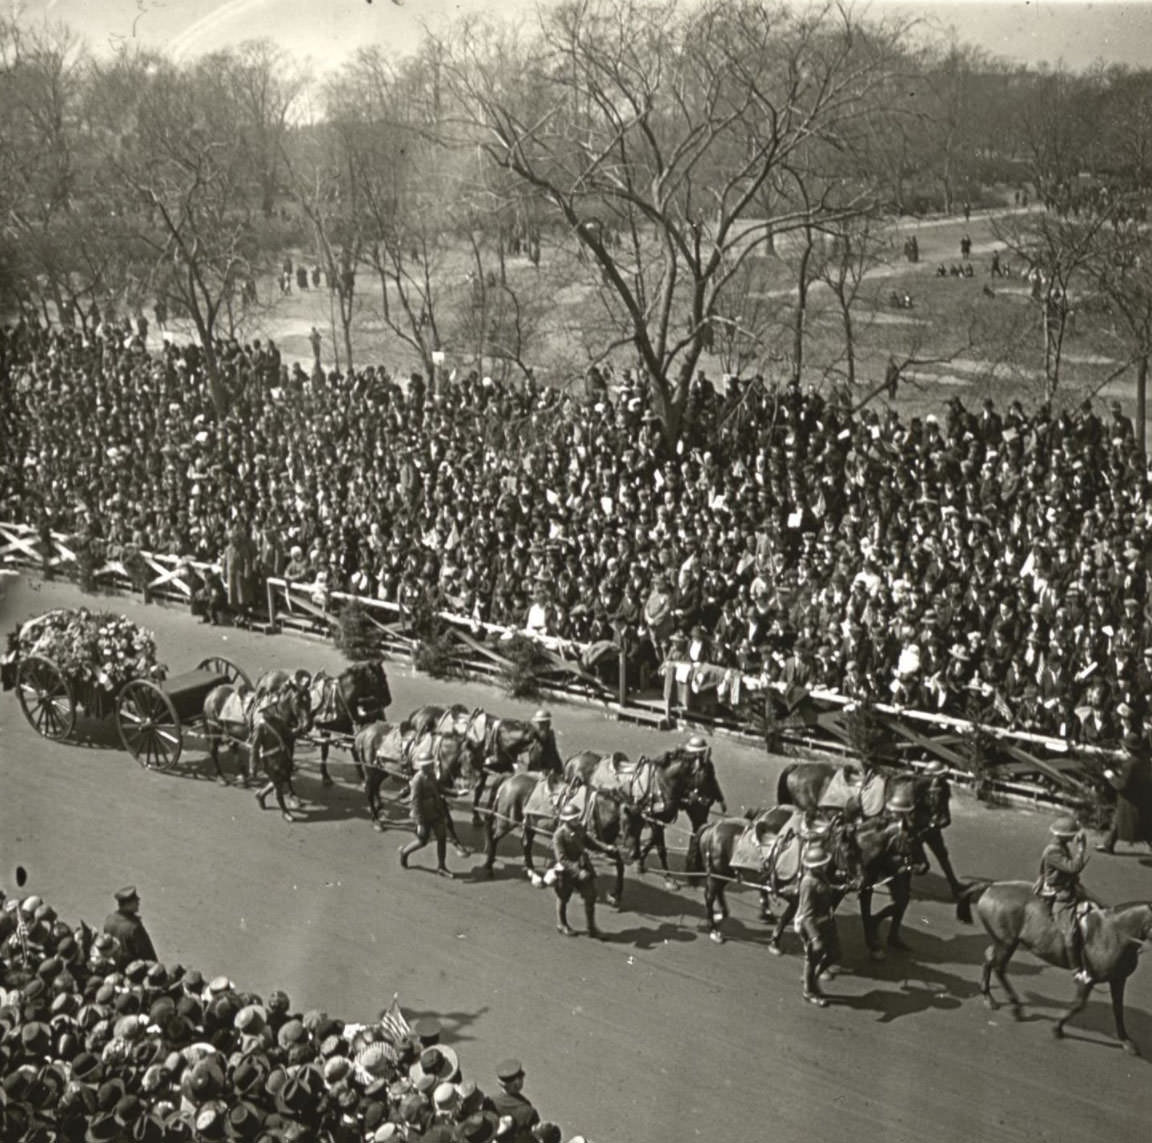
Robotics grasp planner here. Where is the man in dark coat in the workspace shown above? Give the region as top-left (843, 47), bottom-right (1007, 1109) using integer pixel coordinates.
top-left (102, 886), bottom-right (157, 967)
top-left (485, 1059), bottom-right (541, 1143)
top-left (549, 804), bottom-right (615, 938)
top-left (399, 755), bottom-right (457, 878)
top-left (1097, 734), bottom-right (1152, 852)
top-left (526, 710), bottom-right (563, 776)
top-left (794, 841), bottom-right (841, 1007)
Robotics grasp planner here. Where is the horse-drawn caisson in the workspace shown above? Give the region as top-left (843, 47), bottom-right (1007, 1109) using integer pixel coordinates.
top-left (2, 608), bottom-right (251, 772)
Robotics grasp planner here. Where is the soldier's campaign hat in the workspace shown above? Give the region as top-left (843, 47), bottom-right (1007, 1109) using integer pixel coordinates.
top-left (886, 787), bottom-right (915, 814)
top-left (1049, 815), bottom-right (1080, 837)
top-left (685, 735), bottom-right (709, 754)
top-left (559, 804), bottom-right (582, 823)
top-left (802, 842), bottom-right (831, 869)
top-left (531, 710), bottom-right (552, 723)
top-left (113, 888), bottom-right (139, 906)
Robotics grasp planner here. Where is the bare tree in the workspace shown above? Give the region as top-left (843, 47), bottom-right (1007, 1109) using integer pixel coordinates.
top-left (445, 0), bottom-right (909, 441)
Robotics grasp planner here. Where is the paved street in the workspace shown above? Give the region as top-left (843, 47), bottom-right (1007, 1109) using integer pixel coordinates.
top-left (2, 577), bottom-right (1151, 1142)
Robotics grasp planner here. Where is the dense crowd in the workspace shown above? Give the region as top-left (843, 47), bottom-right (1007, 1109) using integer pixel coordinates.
top-left (0, 887), bottom-right (580, 1143)
top-left (4, 316), bottom-right (1152, 747)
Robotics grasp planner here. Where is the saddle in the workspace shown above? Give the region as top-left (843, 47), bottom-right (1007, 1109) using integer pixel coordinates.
top-left (375, 725), bottom-right (414, 769)
top-left (588, 753), bottom-right (637, 796)
top-left (731, 810), bottom-right (805, 890)
top-left (218, 689), bottom-right (257, 728)
top-left (818, 769), bottom-right (888, 818)
top-left (523, 772), bottom-right (575, 820)
top-left (310, 675), bottom-right (342, 726)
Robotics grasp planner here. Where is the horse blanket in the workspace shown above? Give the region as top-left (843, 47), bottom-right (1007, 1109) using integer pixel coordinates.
top-left (524, 776), bottom-right (589, 823)
top-left (731, 810), bottom-right (805, 892)
top-left (819, 768), bottom-right (887, 818)
top-left (364, 725), bottom-right (414, 770)
top-left (588, 753), bottom-right (638, 797)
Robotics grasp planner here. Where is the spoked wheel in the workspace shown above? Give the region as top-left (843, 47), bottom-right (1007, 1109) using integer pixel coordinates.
top-left (117, 680), bottom-right (183, 771)
top-left (15, 655), bottom-right (75, 740)
top-left (196, 657), bottom-right (252, 690)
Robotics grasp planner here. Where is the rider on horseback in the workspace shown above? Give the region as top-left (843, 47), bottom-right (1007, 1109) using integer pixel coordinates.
top-left (528, 711), bottom-right (563, 776)
top-left (1036, 816), bottom-right (1095, 985)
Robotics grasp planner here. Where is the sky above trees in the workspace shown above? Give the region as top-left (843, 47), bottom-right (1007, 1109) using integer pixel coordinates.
top-left (13, 0), bottom-right (1152, 73)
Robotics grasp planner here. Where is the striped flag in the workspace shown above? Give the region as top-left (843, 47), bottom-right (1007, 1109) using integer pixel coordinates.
top-left (378, 993), bottom-right (411, 1045)
top-left (14, 903), bottom-right (30, 966)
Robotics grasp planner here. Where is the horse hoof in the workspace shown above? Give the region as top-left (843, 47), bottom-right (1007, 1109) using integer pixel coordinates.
top-left (663, 877), bottom-right (680, 891)
top-left (215, 776), bottom-right (229, 788)
top-left (803, 992), bottom-right (830, 1008)
top-left (712, 912), bottom-right (725, 925)
top-left (606, 895), bottom-right (619, 910)
top-left (1122, 1039), bottom-right (1141, 1057)
top-left (372, 821), bottom-right (384, 833)
top-left (870, 948), bottom-right (887, 962)
top-left (1011, 1006), bottom-right (1024, 1023)
top-left (286, 798), bottom-right (302, 811)
top-left (709, 931), bottom-right (725, 944)
top-left (281, 812), bottom-right (297, 823)
top-left (768, 942), bottom-right (782, 957)
top-left (322, 775), bottom-right (334, 787)
top-left (982, 996), bottom-right (997, 1011)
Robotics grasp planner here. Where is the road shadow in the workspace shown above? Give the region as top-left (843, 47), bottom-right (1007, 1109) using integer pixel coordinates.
top-left (598, 920), bottom-right (698, 951)
top-left (1019, 986), bottom-right (1152, 1054)
top-left (830, 981), bottom-right (967, 1022)
top-left (402, 1006), bottom-right (490, 1049)
top-left (909, 870), bottom-right (966, 903)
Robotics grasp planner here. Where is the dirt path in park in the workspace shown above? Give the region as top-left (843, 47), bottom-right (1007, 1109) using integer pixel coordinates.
top-left (2, 577), bottom-right (1151, 1143)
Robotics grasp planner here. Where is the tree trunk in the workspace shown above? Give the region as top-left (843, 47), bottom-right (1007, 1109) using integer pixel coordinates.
top-left (791, 229), bottom-right (815, 386)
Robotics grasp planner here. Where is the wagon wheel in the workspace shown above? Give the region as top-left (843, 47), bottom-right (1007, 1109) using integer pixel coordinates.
top-left (117, 680), bottom-right (183, 771)
top-left (196, 657), bottom-right (253, 690)
top-left (15, 655), bottom-right (75, 740)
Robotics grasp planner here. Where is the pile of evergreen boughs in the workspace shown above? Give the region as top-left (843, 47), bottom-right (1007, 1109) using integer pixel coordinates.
top-left (499, 634), bottom-right (552, 699)
top-left (413, 630), bottom-right (461, 680)
top-left (333, 599), bottom-right (383, 662)
top-left (961, 723), bottom-right (999, 800)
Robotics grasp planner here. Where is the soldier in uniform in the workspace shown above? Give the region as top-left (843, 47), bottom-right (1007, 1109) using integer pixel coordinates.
top-left (1036, 816), bottom-right (1094, 984)
top-left (917, 761), bottom-right (964, 899)
top-left (101, 886), bottom-right (157, 967)
top-left (526, 710), bottom-right (563, 776)
top-left (550, 804), bottom-right (616, 938)
top-left (399, 754), bottom-right (458, 879)
top-left (794, 841), bottom-right (841, 1007)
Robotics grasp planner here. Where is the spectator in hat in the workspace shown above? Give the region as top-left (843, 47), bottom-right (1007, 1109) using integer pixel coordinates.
top-left (101, 888), bottom-right (156, 968)
top-left (485, 1059), bottom-right (540, 1143)
top-left (1097, 734), bottom-right (1152, 853)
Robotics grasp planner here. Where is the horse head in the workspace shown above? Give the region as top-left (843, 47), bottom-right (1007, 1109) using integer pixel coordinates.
top-left (277, 683), bottom-right (313, 734)
top-left (821, 815), bottom-right (863, 887)
top-left (853, 813), bottom-right (916, 881)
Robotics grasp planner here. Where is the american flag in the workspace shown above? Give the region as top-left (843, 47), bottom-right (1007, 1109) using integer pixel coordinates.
top-left (14, 903), bottom-right (30, 966)
top-left (378, 993), bottom-right (411, 1045)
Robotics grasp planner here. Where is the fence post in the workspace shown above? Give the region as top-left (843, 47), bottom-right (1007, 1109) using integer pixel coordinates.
top-left (266, 578), bottom-right (279, 633)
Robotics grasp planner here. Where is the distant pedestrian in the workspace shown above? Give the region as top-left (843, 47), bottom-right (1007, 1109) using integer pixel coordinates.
top-left (1098, 735), bottom-right (1152, 853)
top-left (963, 200), bottom-right (971, 222)
top-left (101, 886), bottom-right (157, 967)
top-left (309, 326), bottom-right (322, 365)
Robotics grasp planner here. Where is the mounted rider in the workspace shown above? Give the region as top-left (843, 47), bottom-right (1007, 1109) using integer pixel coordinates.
top-left (527, 710), bottom-right (563, 776)
top-left (1035, 815), bottom-right (1095, 984)
top-left (548, 803), bottom-right (615, 939)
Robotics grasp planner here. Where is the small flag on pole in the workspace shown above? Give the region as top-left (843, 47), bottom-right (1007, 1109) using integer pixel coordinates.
top-left (378, 993), bottom-right (412, 1045)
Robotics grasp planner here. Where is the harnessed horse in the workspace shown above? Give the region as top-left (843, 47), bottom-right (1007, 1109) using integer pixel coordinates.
top-left (202, 684), bottom-right (312, 821)
top-left (465, 710), bottom-right (542, 824)
top-left (355, 707), bottom-right (485, 830)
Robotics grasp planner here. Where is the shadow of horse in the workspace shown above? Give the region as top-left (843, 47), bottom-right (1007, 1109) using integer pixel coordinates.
top-left (1017, 989), bottom-right (1152, 1056)
top-left (830, 982), bottom-right (967, 1022)
top-left (596, 920), bottom-right (700, 951)
top-left (401, 1007), bottom-right (490, 1049)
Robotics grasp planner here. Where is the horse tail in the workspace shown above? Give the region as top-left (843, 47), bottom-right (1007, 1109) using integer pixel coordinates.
top-left (956, 880), bottom-right (992, 925)
top-left (776, 764), bottom-right (796, 807)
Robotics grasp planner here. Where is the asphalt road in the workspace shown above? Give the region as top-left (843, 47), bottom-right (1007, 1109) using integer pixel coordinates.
top-left (2, 578), bottom-right (1151, 1142)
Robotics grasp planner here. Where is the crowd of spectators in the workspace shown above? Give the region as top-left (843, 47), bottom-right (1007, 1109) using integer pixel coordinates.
top-left (4, 314), bottom-right (1152, 748)
top-left (0, 889), bottom-right (581, 1143)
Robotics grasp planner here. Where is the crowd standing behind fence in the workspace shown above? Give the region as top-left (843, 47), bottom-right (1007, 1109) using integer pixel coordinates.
top-left (4, 317), bottom-right (1152, 750)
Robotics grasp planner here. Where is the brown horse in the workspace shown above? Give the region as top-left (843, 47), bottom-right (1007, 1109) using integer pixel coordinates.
top-left (203, 680), bottom-right (305, 785)
top-left (778, 761), bottom-right (961, 897)
top-left (957, 882), bottom-right (1152, 1055)
top-left (482, 753), bottom-right (626, 907)
top-left (355, 712), bottom-right (483, 830)
top-left (696, 810), bottom-right (916, 954)
top-left (465, 710), bottom-right (540, 823)
top-left (203, 685), bottom-right (312, 821)
top-left (561, 751), bottom-right (700, 883)
top-left (298, 661), bottom-right (392, 784)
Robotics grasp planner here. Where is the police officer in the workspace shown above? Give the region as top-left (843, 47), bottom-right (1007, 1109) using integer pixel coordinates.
top-left (1036, 816), bottom-right (1093, 983)
top-left (101, 886), bottom-right (158, 967)
top-left (485, 1059), bottom-right (540, 1143)
top-left (399, 754), bottom-right (458, 878)
top-left (527, 711), bottom-right (562, 776)
top-left (794, 841), bottom-right (840, 1007)
top-left (550, 804), bottom-right (615, 938)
